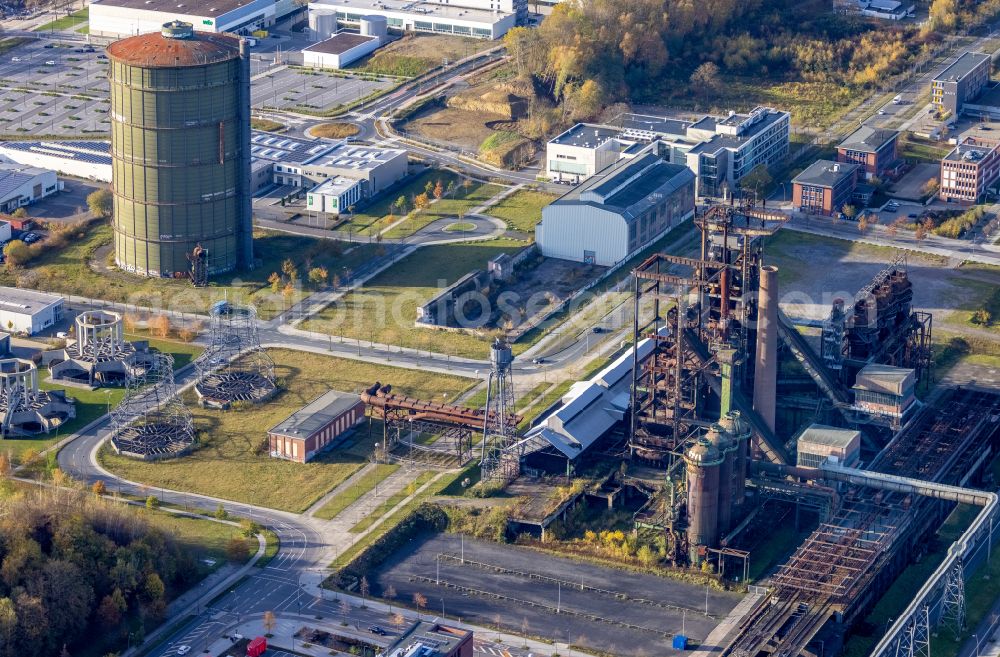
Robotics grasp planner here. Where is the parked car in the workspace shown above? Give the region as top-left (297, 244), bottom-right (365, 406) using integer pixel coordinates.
top-left (56, 331), bottom-right (68, 339)
top-left (176, 647), bottom-right (191, 656)
top-left (10, 57), bottom-right (19, 62)
top-left (908, 213), bottom-right (919, 219)
top-left (45, 60), bottom-right (55, 66)
top-left (532, 358), bottom-right (545, 365)
top-left (22, 232), bottom-right (39, 244)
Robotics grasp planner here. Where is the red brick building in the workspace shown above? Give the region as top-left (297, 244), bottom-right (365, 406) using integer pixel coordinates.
top-left (939, 137), bottom-right (1000, 204)
top-left (268, 390), bottom-right (365, 463)
top-left (836, 126), bottom-right (900, 180)
top-left (792, 160), bottom-right (859, 216)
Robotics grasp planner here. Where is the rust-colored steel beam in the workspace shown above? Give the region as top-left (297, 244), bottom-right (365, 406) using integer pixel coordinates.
top-left (362, 383), bottom-right (521, 429)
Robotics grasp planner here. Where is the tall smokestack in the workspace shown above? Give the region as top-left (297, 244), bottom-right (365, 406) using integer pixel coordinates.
top-left (753, 265), bottom-right (779, 436)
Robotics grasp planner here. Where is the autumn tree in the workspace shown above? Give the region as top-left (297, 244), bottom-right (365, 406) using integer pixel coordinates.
top-left (413, 592), bottom-right (427, 619)
top-left (690, 62), bottom-right (721, 92)
top-left (3, 240), bottom-right (30, 268)
top-left (263, 610), bottom-right (277, 636)
top-left (433, 180), bottom-right (444, 200)
top-left (359, 576), bottom-right (370, 607)
top-left (390, 612), bottom-right (406, 632)
top-left (86, 189), bottom-right (113, 218)
top-left (385, 584), bottom-right (397, 612)
top-left (414, 193), bottom-right (431, 210)
top-left (308, 266), bottom-right (329, 287)
top-left (281, 258), bottom-right (298, 283)
top-left (92, 480), bottom-right (107, 496)
top-left (268, 272), bottom-right (282, 294)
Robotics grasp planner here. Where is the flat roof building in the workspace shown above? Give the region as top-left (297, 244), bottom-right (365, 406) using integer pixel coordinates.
top-left (0, 287), bottom-right (63, 336)
top-left (932, 52), bottom-right (991, 116)
top-left (385, 623), bottom-right (473, 657)
top-left (308, 0), bottom-right (519, 39)
top-left (547, 108), bottom-right (790, 197)
top-left (89, 0), bottom-right (283, 38)
top-left (939, 136), bottom-right (1000, 204)
top-left (792, 160), bottom-right (859, 216)
top-left (796, 424), bottom-right (861, 468)
top-left (852, 363), bottom-right (916, 420)
top-left (303, 32), bottom-right (380, 69)
top-left (546, 123), bottom-right (638, 184)
top-left (837, 126), bottom-right (900, 180)
top-left (537, 148), bottom-right (695, 266)
top-left (268, 390), bottom-right (365, 463)
top-left (306, 176), bottom-right (363, 215)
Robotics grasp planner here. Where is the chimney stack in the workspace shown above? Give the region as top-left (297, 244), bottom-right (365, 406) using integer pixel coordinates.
top-left (753, 266), bottom-right (779, 437)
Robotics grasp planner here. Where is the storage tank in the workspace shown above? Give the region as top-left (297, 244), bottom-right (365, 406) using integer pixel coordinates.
top-left (360, 15), bottom-right (388, 43)
top-left (719, 410), bottom-right (751, 514)
top-left (707, 424), bottom-right (736, 535)
top-left (107, 21), bottom-right (253, 278)
top-left (309, 11), bottom-right (337, 41)
top-left (685, 438), bottom-right (723, 562)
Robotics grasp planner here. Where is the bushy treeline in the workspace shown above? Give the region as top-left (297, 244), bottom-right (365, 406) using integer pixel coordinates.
top-left (0, 487), bottom-right (201, 657)
top-left (504, 0), bottom-right (940, 121)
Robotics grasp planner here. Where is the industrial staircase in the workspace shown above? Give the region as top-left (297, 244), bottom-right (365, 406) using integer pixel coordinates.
top-left (775, 308), bottom-right (851, 407)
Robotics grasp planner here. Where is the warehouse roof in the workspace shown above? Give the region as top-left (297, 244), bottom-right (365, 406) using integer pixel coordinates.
top-left (550, 151), bottom-right (693, 220)
top-left (93, 0), bottom-right (258, 14)
top-left (798, 424), bottom-right (861, 448)
top-left (269, 390), bottom-right (361, 439)
top-left (0, 141), bottom-right (112, 166)
top-left (792, 159), bottom-right (859, 188)
top-left (934, 51), bottom-right (990, 83)
top-left (304, 143), bottom-right (406, 172)
top-left (0, 287), bottom-right (62, 315)
top-left (250, 131), bottom-right (337, 165)
top-left (839, 126), bottom-right (899, 153)
top-left (0, 165), bottom-right (50, 200)
top-left (312, 0), bottom-right (512, 22)
top-left (853, 363), bottom-right (915, 397)
top-left (107, 25), bottom-right (240, 68)
top-left (304, 32), bottom-right (378, 55)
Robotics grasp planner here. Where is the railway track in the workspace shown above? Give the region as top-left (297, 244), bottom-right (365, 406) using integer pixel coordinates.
top-left (725, 389), bottom-right (999, 657)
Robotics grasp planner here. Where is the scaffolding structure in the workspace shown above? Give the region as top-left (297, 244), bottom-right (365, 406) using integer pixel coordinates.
top-left (110, 352), bottom-right (195, 460)
top-left (361, 383), bottom-right (481, 468)
top-left (629, 201), bottom-right (788, 465)
top-left (45, 311), bottom-right (152, 387)
top-left (0, 358), bottom-right (75, 436)
top-left (820, 257), bottom-right (933, 385)
top-left (194, 301), bottom-right (276, 409)
top-left (726, 388), bottom-right (999, 657)
top-left (481, 339), bottom-right (519, 485)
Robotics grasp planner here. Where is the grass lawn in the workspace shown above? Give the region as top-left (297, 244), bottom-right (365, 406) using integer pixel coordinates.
top-left (250, 117), bottom-right (284, 132)
top-left (98, 348), bottom-right (472, 512)
top-left (301, 239), bottom-right (523, 359)
top-left (338, 170), bottom-right (496, 237)
top-left (311, 122), bottom-right (360, 139)
top-left (313, 462), bottom-right (400, 520)
top-left (899, 135), bottom-right (952, 163)
top-left (0, 220), bottom-right (376, 320)
top-left (152, 511), bottom-right (255, 572)
top-left (383, 182), bottom-right (503, 239)
top-left (352, 34), bottom-right (495, 77)
top-left (484, 189), bottom-right (558, 234)
top-left (444, 222), bottom-right (477, 233)
top-left (348, 470), bottom-right (436, 532)
top-left (36, 7), bottom-right (88, 31)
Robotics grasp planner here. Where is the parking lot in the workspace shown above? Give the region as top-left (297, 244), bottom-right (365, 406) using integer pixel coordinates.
top-left (0, 39), bottom-right (398, 138)
top-left (373, 533), bottom-right (738, 655)
top-left (251, 66), bottom-right (395, 113)
top-left (0, 39), bottom-right (109, 136)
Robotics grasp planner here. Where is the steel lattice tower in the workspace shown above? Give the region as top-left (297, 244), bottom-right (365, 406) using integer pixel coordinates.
top-left (111, 352), bottom-right (195, 459)
top-left (480, 339), bottom-right (518, 485)
top-left (940, 561), bottom-right (966, 638)
top-left (194, 300), bottom-right (276, 408)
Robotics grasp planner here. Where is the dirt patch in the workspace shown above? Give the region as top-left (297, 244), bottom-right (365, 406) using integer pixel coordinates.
top-left (354, 34), bottom-right (495, 76)
top-left (495, 256), bottom-right (605, 332)
top-left (888, 163), bottom-right (938, 202)
top-left (408, 106), bottom-right (501, 151)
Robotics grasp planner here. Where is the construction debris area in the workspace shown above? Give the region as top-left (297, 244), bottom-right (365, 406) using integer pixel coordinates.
top-left (371, 533), bottom-right (740, 655)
